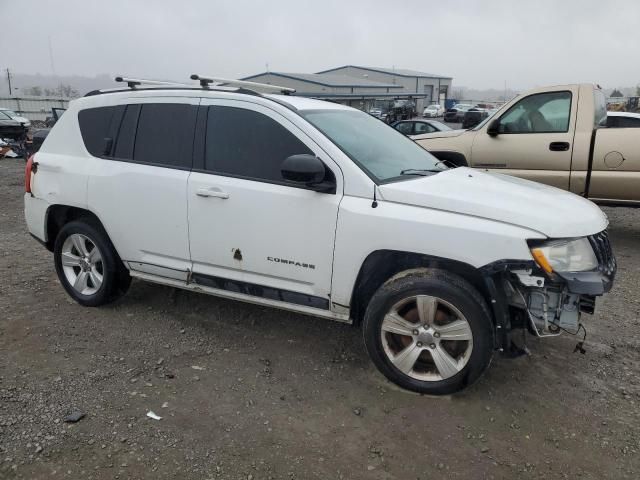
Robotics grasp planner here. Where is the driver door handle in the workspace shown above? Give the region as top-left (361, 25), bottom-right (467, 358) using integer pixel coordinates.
top-left (549, 141), bottom-right (570, 152)
top-left (196, 187), bottom-right (229, 199)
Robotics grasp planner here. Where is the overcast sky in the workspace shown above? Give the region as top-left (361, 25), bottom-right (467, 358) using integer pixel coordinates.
top-left (2, 0), bottom-right (639, 89)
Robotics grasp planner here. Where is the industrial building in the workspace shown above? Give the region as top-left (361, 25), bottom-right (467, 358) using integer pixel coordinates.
top-left (243, 65), bottom-right (452, 112)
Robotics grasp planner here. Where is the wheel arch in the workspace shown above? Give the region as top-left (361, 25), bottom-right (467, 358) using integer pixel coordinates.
top-left (45, 205), bottom-right (108, 252)
top-left (349, 250), bottom-right (490, 326)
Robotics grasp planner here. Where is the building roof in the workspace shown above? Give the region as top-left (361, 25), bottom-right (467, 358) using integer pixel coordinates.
top-left (241, 71), bottom-right (402, 88)
top-left (317, 65), bottom-right (452, 79)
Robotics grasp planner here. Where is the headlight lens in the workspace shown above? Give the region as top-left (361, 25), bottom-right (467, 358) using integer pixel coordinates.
top-left (530, 238), bottom-right (598, 273)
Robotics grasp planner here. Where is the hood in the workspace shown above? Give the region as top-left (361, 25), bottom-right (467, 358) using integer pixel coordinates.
top-left (411, 129), bottom-right (468, 141)
top-left (379, 167), bottom-right (608, 238)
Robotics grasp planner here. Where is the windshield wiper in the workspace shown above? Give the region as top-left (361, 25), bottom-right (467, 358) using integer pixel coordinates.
top-left (399, 168), bottom-right (445, 176)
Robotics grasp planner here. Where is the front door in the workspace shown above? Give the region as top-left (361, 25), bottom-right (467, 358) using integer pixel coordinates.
top-left (187, 99), bottom-right (342, 309)
top-left (471, 88), bottom-right (577, 190)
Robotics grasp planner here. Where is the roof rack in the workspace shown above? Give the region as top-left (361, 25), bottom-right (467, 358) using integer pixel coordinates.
top-left (114, 76), bottom-right (192, 89)
top-left (190, 74), bottom-right (296, 95)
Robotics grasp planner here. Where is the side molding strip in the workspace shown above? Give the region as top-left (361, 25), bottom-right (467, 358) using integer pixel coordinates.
top-left (191, 273), bottom-right (330, 310)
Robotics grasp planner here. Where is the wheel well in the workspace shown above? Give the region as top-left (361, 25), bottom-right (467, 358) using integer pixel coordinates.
top-left (349, 250), bottom-right (489, 325)
top-left (45, 205), bottom-right (103, 251)
top-left (428, 151), bottom-right (468, 167)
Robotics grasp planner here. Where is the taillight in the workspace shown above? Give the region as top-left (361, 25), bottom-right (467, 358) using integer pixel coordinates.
top-left (25, 155), bottom-right (35, 193)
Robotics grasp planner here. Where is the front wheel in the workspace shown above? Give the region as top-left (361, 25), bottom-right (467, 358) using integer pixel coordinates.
top-left (363, 270), bottom-right (494, 395)
top-left (54, 220), bottom-right (130, 307)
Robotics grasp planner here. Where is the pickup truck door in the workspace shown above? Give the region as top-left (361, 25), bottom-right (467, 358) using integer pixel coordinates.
top-left (186, 99), bottom-right (343, 311)
top-left (588, 127), bottom-right (640, 203)
top-left (470, 88), bottom-right (578, 190)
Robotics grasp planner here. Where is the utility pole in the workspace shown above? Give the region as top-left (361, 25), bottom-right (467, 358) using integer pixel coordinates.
top-left (6, 68), bottom-right (12, 95)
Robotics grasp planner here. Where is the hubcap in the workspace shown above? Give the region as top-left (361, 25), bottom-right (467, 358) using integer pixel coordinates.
top-left (380, 295), bottom-right (473, 381)
top-left (60, 234), bottom-right (104, 295)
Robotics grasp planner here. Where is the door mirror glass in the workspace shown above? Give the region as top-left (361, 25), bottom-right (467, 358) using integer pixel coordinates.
top-left (487, 119), bottom-right (500, 136)
top-left (281, 154), bottom-right (326, 185)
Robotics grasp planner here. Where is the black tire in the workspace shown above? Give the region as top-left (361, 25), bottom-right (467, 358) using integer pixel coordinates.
top-left (54, 219), bottom-right (130, 307)
top-left (363, 269), bottom-right (494, 395)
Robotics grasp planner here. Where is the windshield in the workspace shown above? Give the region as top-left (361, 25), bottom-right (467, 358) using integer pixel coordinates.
top-left (1, 109), bottom-right (18, 117)
top-left (0, 111), bottom-right (13, 120)
top-left (426, 105), bottom-right (438, 110)
top-left (301, 109), bottom-right (446, 183)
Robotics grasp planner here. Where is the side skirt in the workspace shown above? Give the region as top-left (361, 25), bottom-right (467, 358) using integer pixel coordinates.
top-left (128, 270), bottom-right (352, 324)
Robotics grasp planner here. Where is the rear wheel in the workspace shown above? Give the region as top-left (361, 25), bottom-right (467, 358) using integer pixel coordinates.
top-left (363, 270), bottom-right (494, 395)
top-left (54, 220), bottom-right (130, 306)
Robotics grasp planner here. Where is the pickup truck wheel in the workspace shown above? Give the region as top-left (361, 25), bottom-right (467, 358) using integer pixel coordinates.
top-left (54, 220), bottom-right (130, 307)
top-left (363, 270), bottom-right (494, 395)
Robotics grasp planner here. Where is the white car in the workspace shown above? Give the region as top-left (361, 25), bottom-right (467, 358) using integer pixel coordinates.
top-left (24, 76), bottom-right (616, 395)
top-left (0, 108), bottom-right (30, 128)
top-left (423, 104), bottom-right (444, 117)
top-left (604, 111), bottom-right (640, 128)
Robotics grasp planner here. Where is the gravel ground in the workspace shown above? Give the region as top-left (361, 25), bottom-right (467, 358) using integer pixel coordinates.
top-left (1, 157), bottom-right (638, 479)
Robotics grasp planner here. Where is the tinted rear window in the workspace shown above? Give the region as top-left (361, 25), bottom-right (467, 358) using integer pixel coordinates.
top-left (133, 104), bottom-right (196, 168)
top-left (78, 106), bottom-right (119, 157)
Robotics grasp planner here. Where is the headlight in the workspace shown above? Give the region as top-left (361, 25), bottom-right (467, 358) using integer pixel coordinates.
top-left (530, 238), bottom-right (598, 273)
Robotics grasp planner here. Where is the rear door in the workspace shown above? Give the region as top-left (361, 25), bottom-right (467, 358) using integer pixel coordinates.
top-left (187, 99), bottom-right (343, 308)
top-left (470, 88), bottom-right (577, 189)
top-left (85, 97), bottom-right (199, 280)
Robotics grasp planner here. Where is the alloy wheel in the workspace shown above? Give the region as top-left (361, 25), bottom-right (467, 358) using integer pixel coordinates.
top-left (380, 295), bottom-right (473, 381)
top-left (60, 233), bottom-right (104, 295)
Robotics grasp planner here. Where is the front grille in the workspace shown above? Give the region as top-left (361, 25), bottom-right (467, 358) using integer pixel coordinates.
top-left (588, 230), bottom-right (616, 276)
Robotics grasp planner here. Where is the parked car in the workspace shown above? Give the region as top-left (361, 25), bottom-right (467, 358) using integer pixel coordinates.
top-left (386, 99), bottom-right (416, 123)
top-left (0, 110), bottom-right (28, 139)
top-left (443, 104), bottom-right (474, 123)
top-left (392, 119), bottom-right (452, 136)
top-left (0, 107), bottom-right (31, 128)
top-left (423, 104), bottom-right (444, 117)
top-left (461, 108), bottom-right (489, 129)
top-left (603, 112), bottom-right (640, 128)
top-left (25, 77), bottom-right (615, 395)
top-left (413, 83), bottom-right (639, 206)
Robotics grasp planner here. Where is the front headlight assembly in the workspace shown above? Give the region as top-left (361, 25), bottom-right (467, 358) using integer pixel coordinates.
top-left (529, 238), bottom-right (598, 273)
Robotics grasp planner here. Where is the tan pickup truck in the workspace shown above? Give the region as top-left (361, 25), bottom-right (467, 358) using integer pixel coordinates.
top-left (413, 84), bottom-right (640, 206)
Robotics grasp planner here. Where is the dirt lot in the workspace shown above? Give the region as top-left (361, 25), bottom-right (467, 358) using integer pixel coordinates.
top-left (1, 157), bottom-right (638, 479)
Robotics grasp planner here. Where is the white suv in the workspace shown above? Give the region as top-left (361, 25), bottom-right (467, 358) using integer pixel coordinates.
top-left (24, 76), bottom-right (616, 395)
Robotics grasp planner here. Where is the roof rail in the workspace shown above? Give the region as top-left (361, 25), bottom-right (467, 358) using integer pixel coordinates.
top-left (114, 76), bottom-right (192, 89)
top-left (190, 74), bottom-right (296, 95)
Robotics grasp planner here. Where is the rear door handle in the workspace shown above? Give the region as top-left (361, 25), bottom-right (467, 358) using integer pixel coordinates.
top-left (549, 141), bottom-right (570, 152)
top-left (196, 187), bottom-right (229, 199)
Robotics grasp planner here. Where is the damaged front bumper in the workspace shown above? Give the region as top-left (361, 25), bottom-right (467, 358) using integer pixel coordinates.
top-left (481, 230), bottom-right (616, 351)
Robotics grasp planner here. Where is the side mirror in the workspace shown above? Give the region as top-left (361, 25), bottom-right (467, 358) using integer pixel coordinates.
top-left (487, 119), bottom-right (500, 137)
top-left (281, 154), bottom-right (335, 193)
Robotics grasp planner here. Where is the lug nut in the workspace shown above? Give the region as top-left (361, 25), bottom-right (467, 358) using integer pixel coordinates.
top-left (434, 332), bottom-right (440, 338)
top-left (430, 343), bottom-right (436, 349)
top-left (412, 329), bottom-right (419, 335)
top-left (416, 342), bottom-right (423, 347)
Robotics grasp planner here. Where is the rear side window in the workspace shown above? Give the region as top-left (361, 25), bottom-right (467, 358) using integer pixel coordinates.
top-left (204, 106), bottom-right (312, 182)
top-left (78, 106), bottom-right (120, 157)
top-left (132, 104), bottom-right (196, 168)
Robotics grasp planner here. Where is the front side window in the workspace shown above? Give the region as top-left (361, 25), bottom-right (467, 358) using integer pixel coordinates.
top-left (498, 91), bottom-right (571, 134)
top-left (302, 109), bottom-right (445, 183)
top-left (414, 122), bottom-right (436, 134)
top-left (204, 106), bottom-right (312, 182)
top-left (394, 122), bottom-right (414, 135)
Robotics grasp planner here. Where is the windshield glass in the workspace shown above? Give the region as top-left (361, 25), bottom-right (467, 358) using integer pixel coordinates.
top-left (2, 109), bottom-right (18, 117)
top-left (301, 109), bottom-right (446, 183)
top-left (0, 111), bottom-right (13, 120)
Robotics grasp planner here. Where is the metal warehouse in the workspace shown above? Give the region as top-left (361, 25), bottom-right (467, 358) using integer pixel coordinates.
top-left (243, 65), bottom-right (452, 112)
